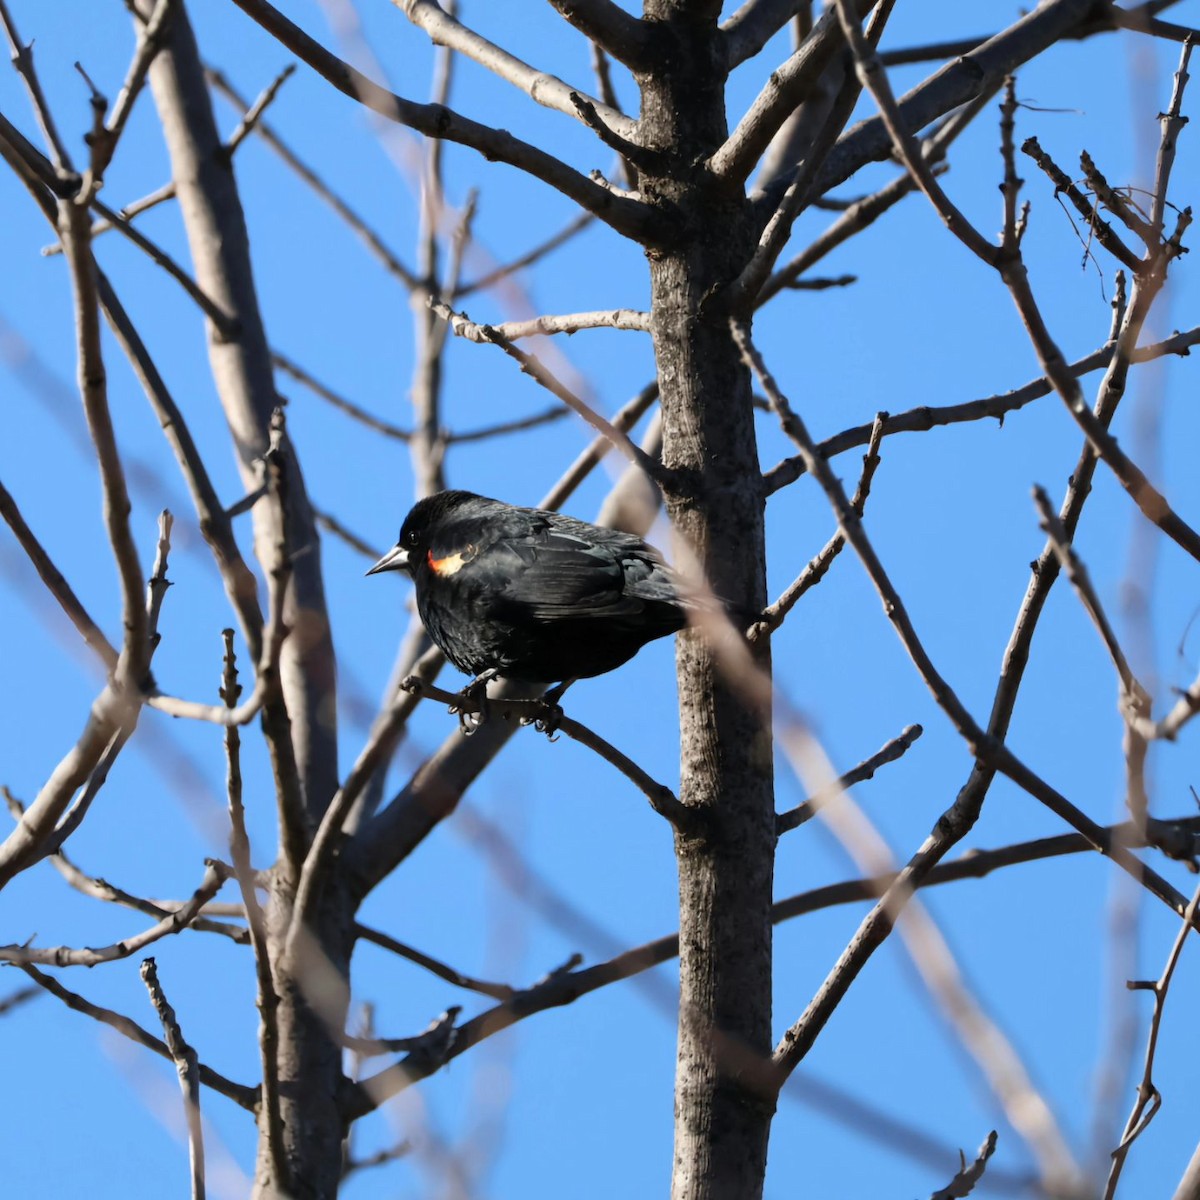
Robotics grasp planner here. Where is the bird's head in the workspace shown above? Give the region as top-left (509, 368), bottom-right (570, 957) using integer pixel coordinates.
top-left (366, 490), bottom-right (487, 578)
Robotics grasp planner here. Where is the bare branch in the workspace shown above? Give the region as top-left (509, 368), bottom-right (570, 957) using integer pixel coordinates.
top-left (431, 300), bottom-right (666, 483)
top-left (30, 80), bottom-right (274, 262)
top-left (714, 1), bottom-right (867, 182)
top-left (800, 0), bottom-right (1103, 207)
top-left (998, 205), bottom-right (1199, 563)
top-left (390, 0), bottom-right (634, 141)
top-left (59, 202), bottom-right (149, 674)
top-left (764, 322), bottom-right (1200, 495)
top-left (272, 350), bottom-right (412, 441)
top-left (729, 0), bottom-right (899, 306)
top-left (757, 94), bottom-right (1005, 305)
top-left (444, 405), bottom-right (569, 444)
top-left (220, 632), bottom-right (287, 1192)
top-left (355, 924), bottom-right (515, 1001)
top-left (1104, 885), bottom-right (1200, 1198)
top-left (833, 0), bottom-right (997, 263)
top-left (225, 0), bottom-right (666, 242)
top-left (752, 412), bottom-right (885, 640)
top-left (0, 0), bottom-right (74, 171)
top-left (224, 62), bottom-right (295, 155)
top-left (399, 677), bottom-right (689, 826)
top-left (477, 308), bottom-right (651, 340)
top-left (776, 724), bottom-right (923, 836)
top-left (311, 507), bottom-right (384, 562)
top-left (545, 0), bottom-right (652, 69)
top-left (143, 1), bottom-right (325, 854)
top-left (1032, 485), bottom-right (1142, 699)
top-left (0, 789), bottom-right (248, 942)
top-left (206, 66), bottom-right (420, 291)
top-left (79, 0), bottom-right (176, 203)
top-left (95, 270), bottom-right (265, 657)
top-left (0, 474), bottom-right (119, 671)
top-left (1021, 136), bottom-right (1143, 272)
top-left (1114, 9), bottom-right (1200, 45)
top-left (139, 957), bottom-right (206, 1200)
top-left (930, 1131), bottom-right (999, 1200)
top-left (455, 211), bottom-right (594, 298)
top-left (736, 325), bottom-right (1195, 988)
top-left (145, 418), bottom-right (293, 729)
top-left (0, 861), bottom-right (230, 967)
top-left (722, 0), bottom-right (820, 70)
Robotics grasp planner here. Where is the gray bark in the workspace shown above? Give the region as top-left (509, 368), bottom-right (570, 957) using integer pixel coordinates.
top-left (640, 6), bottom-right (777, 1197)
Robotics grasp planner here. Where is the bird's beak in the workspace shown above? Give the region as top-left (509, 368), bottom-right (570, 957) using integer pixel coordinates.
top-left (366, 545), bottom-right (411, 576)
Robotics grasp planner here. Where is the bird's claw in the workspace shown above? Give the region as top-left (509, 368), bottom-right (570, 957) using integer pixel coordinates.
top-left (451, 677), bottom-right (491, 735)
top-left (520, 699), bottom-right (563, 739)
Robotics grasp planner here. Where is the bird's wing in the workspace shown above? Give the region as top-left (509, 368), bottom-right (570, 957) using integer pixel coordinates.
top-left (486, 530), bottom-right (646, 620)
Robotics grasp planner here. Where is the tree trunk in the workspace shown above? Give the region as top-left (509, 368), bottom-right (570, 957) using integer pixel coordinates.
top-left (639, 6), bottom-right (777, 1197)
top-left (140, 5), bottom-right (352, 1195)
top-left (253, 878), bottom-right (355, 1200)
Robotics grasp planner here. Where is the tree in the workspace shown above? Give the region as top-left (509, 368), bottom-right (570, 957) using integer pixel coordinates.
top-left (1, 1), bottom-right (1198, 1197)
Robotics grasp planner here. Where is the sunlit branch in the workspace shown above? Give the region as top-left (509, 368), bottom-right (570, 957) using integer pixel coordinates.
top-left (226, 0), bottom-right (666, 243)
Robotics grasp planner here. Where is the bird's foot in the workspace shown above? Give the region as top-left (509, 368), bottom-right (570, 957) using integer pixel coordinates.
top-left (518, 681), bottom-right (573, 738)
top-left (521, 698), bottom-right (563, 739)
top-left (450, 672), bottom-right (496, 735)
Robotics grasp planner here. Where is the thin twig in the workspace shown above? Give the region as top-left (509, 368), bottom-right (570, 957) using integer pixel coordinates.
top-left (0, 474), bottom-right (119, 671)
top-left (0, 861), bottom-right (230, 966)
top-left (776, 724), bottom-right (923, 835)
top-left (206, 66), bottom-right (420, 290)
top-left (355, 924), bottom-right (515, 1001)
top-left (311, 507), bottom-right (384, 562)
top-left (145, 418), bottom-right (293, 727)
top-left (753, 413), bottom-right (886, 640)
top-left (0, 1), bottom-right (73, 170)
top-left (930, 1131), bottom-right (999, 1200)
top-left (1021, 137), bottom-right (1143, 272)
top-left (272, 350), bottom-right (412, 441)
top-left (0, 788), bottom-right (247, 940)
top-left (224, 62), bottom-right (296, 155)
top-left (399, 677), bottom-right (689, 826)
top-left (757, 94), bottom-right (991, 304)
top-left (729, 1), bottom-right (900, 308)
top-left (763, 322), bottom-right (1200, 495)
top-left (220, 632), bottom-right (288, 1192)
top-left (140, 957), bottom-right (206, 1200)
top-left (224, 0), bottom-right (664, 242)
top-left (1104, 884), bottom-right (1200, 1198)
top-left (430, 300), bottom-right (666, 484)
top-left (388, 0), bottom-right (633, 140)
top-left (1032, 486), bottom-right (1142, 698)
top-left (444, 404), bottom-right (569, 444)
top-left (455, 212), bottom-right (594, 298)
top-left (471, 308), bottom-right (650, 340)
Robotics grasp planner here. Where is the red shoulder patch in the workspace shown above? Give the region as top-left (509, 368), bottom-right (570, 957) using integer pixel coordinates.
top-left (427, 546), bottom-right (474, 576)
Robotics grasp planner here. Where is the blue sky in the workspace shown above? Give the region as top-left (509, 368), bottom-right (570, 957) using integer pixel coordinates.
top-left (2, 2), bottom-right (1200, 1197)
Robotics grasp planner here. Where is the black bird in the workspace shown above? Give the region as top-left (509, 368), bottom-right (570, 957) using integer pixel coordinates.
top-left (367, 490), bottom-right (687, 712)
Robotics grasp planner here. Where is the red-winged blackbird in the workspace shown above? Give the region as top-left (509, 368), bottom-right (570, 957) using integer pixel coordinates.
top-left (368, 490), bottom-right (687, 704)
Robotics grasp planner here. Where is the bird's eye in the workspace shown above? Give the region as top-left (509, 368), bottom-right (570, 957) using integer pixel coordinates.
top-left (405, 528), bottom-right (421, 547)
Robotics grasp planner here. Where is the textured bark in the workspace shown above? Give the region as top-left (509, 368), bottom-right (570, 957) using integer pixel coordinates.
top-left (254, 878), bottom-right (355, 1200)
top-left (639, 6), bottom-right (777, 1197)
